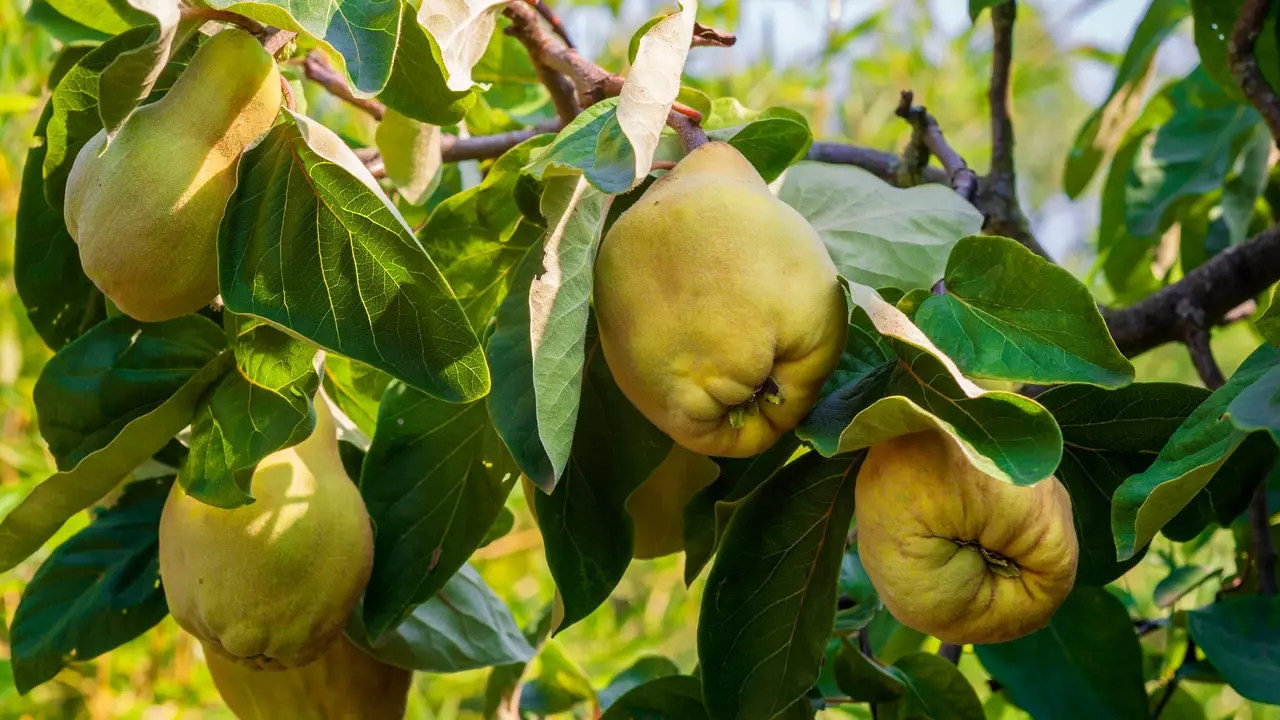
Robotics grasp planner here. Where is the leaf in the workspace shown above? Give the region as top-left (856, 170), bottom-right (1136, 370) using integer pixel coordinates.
top-left (378, 5), bottom-right (476, 125)
top-left (682, 434), bottom-right (802, 584)
top-left (617, 0), bottom-right (695, 183)
top-left (600, 676), bottom-right (709, 720)
top-left (881, 653), bottom-right (983, 720)
top-left (376, 109), bottom-right (442, 205)
top-left (417, 0), bottom-right (506, 92)
top-left (14, 102), bottom-right (104, 350)
top-left (527, 176), bottom-right (609, 487)
top-left (1126, 66), bottom-right (1259, 238)
top-left (1227, 364), bottom-right (1280, 442)
top-left (1258, 285), bottom-right (1280, 346)
top-left (348, 564), bottom-right (534, 673)
top-left (533, 330), bottom-right (672, 630)
top-left (832, 639), bottom-right (905, 703)
top-left (916, 236), bottom-right (1134, 387)
top-left (43, 0), bottom-right (138, 34)
top-left (97, 0), bottom-right (183, 138)
top-left (422, 135), bottom-right (553, 330)
top-left (698, 452), bottom-right (861, 720)
top-left (181, 315), bottom-right (321, 508)
top-left (598, 656), bottom-right (682, 710)
top-left (1153, 565), bottom-right (1222, 607)
top-left (798, 283), bottom-right (1061, 487)
top-left (1218, 121), bottom-right (1271, 245)
top-left (8, 477), bottom-right (171, 694)
top-left (707, 115), bottom-right (812, 183)
top-left (0, 316), bottom-right (231, 572)
top-left (778, 163), bottom-right (984, 291)
top-left (524, 99), bottom-right (636, 193)
top-left (322, 355), bottom-right (390, 437)
top-left (359, 383), bottom-right (517, 639)
top-left (1036, 382), bottom-right (1208, 585)
top-left (219, 110), bottom-right (489, 403)
top-left (1188, 595), bottom-right (1280, 704)
top-left (1112, 343), bottom-right (1280, 560)
top-left (1192, 0), bottom-right (1280, 100)
top-left (519, 639), bottom-right (597, 714)
top-left (975, 587), bottom-right (1147, 720)
top-left (25, 1), bottom-right (112, 43)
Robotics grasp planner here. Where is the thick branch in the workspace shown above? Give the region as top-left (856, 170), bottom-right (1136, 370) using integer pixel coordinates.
top-left (1252, 484), bottom-right (1278, 595)
top-left (938, 643), bottom-right (962, 664)
top-left (441, 123), bottom-right (561, 161)
top-left (1104, 225), bottom-right (1280, 356)
top-left (303, 51), bottom-right (385, 120)
top-left (988, 0), bottom-right (1017, 180)
top-left (1230, 0), bottom-right (1280, 143)
top-left (805, 142), bottom-right (949, 184)
top-left (895, 90), bottom-right (978, 200)
top-left (504, 1), bottom-right (616, 106)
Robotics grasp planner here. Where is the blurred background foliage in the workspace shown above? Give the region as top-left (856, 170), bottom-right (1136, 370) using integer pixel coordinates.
top-left (0, 0), bottom-right (1270, 717)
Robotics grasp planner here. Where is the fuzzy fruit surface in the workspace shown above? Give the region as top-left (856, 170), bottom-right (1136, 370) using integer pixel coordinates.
top-left (205, 636), bottom-right (412, 720)
top-left (521, 443), bottom-right (718, 560)
top-left (159, 400), bottom-right (374, 669)
top-left (594, 142), bottom-right (846, 458)
top-left (855, 431), bottom-right (1078, 644)
top-left (63, 28), bottom-right (281, 321)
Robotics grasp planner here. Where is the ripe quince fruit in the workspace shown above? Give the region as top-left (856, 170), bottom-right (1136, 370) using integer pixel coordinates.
top-left (160, 399), bottom-right (374, 669)
top-left (64, 28), bottom-right (281, 321)
top-left (594, 142), bottom-right (847, 458)
top-left (855, 431), bottom-right (1078, 644)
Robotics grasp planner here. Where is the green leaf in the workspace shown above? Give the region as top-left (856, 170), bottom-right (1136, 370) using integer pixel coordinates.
top-left (520, 640), bottom-right (597, 714)
top-left (1160, 431), bottom-right (1276, 542)
top-left (375, 109), bottom-right (441, 205)
top-left (98, 2), bottom-right (185, 138)
top-left (348, 564), bottom-right (534, 673)
top-left (599, 656), bottom-right (682, 710)
top-left (8, 477), bottom-right (171, 694)
top-left (916, 236), bottom-right (1134, 387)
top-left (422, 135), bottom-right (553, 330)
top-left (835, 542), bottom-right (881, 632)
top-left (1153, 565), bottom-right (1221, 607)
top-left (219, 111), bottom-right (489, 403)
top-left (968, 0), bottom-right (1010, 21)
top-left (25, 0), bottom-right (112, 43)
top-left (1126, 66), bottom-right (1260, 238)
top-left (359, 383), bottom-right (517, 640)
top-left (1112, 343), bottom-right (1280, 560)
top-left (1227, 364), bottom-right (1280, 442)
top-left (1, 316), bottom-right (231, 572)
top-left (881, 653), bottom-right (983, 720)
top-left (832, 639), bottom-right (905, 703)
top-left (181, 315), bottom-right (321, 508)
top-left (708, 116), bottom-right (813, 183)
top-left (1192, 0), bottom-right (1280, 100)
top-left (524, 99), bottom-right (635, 193)
top-left (1258, 285), bottom-right (1280, 346)
top-left (1218, 121), bottom-right (1271, 245)
top-left (533, 327), bottom-right (672, 631)
top-left (682, 434), bottom-right (801, 584)
top-left (322, 355), bottom-right (390, 437)
top-left (799, 283), bottom-right (1061, 487)
top-left (1063, 0), bottom-right (1191, 198)
top-left (1188, 595), bottom-right (1280, 704)
top-left (43, 0), bottom-right (138, 35)
top-left (600, 676), bottom-right (709, 720)
top-left (975, 586), bottom-right (1147, 720)
top-left (778, 163), bottom-right (984, 291)
top-left (377, 5), bottom-right (476, 125)
top-left (527, 176), bottom-right (610, 487)
top-left (699, 452), bottom-right (860, 720)
top-left (1037, 382), bottom-right (1208, 584)
top-left (15, 101), bottom-right (104, 350)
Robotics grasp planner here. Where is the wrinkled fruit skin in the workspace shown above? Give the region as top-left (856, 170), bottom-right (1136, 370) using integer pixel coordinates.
top-left (64, 28), bottom-right (281, 321)
top-left (594, 142), bottom-right (847, 458)
top-left (160, 400), bottom-right (374, 669)
top-left (855, 432), bottom-right (1078, 644)
top-left (521, 443), bottom-right (718, 559)
top-left (205, 636), bottom-right (412, 720)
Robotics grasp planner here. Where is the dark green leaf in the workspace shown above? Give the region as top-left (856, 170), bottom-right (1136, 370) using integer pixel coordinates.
top-left (1161, 431), bottom-right (1277, 541)
top-left (1192, 0), bottom-right (1280, 100)
top-left (480, 506), bottom-right (515, 548)
top-left (1037, 382), bottom-right (1208, 584)
top-left (1188, 595), bottom-right (1280, 704)
top-left (359, 383), bottom-right (517, 640)
top-left (14, 102), bottom-right (104, 350)
top-left (835, 541), bottom-right (881, 632)
top-left (9, 477), bottom-right (171, 694)
top-left (599, 656), bottom-right (681, 710)
top-left (881, 652), bottom-right (983, 720)
top-left (975, 587), bottom-right (1148, 720)
top-left (1258, 285), bottom-right (1280, 346)
top-left (708, 116), bottom-right (813, 183)
top-left (833, 639), bottom-right (904, 703)
top-left (600, 676), bottom-right (709, 720)
top-left (534, 328), bottom-right (672, 630)
top-left (917, 236), bottom-right (1133, 387)
top-left (1227, 364), bottom-right (1280, 442)
top-left (1113, 344), bottom-right (1280, 560)
top-left (219, 111), bottom-right (489, 403)
top-left (968, 0), bottom-right (1010, 21)
top-left (322, 355), bottom-right (390, 437)
top-left (1063, 0), bottom-right (1191, 197)
top-left (520, 640), bottom-right (596, 714)
top-left (181, 316), bottom-right (320, 508)
top-left (377, 6), bottom-right (475, 125)
top-left (699, 452), bottom-right (861, 720)
top-left (348, 564), bottom-right (534, 673)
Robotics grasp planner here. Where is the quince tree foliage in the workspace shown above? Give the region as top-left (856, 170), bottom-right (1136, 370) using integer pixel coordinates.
top-left (4, 0), bottom-right (1280, 717)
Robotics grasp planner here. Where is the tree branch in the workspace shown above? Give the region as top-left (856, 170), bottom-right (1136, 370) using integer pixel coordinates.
top-left (894, 90), bottom-right (978, 200)
top-left (805, 142), bottom-right (949, 184)
top-left (1230, 0), bottom-right (1280, 143)
top-left (1183, 325), bottom-right (1226, 390)
top-left (179, 6), bottom-right (264, 34)
top-left (530, 0), bottom-right (575, 49)
top-left (988, 0), bottom-right (1017, 180)
top-left (938, 643), bottom-right (962, 664)
top-left (1251, 483), bottom-right (1278, 595)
